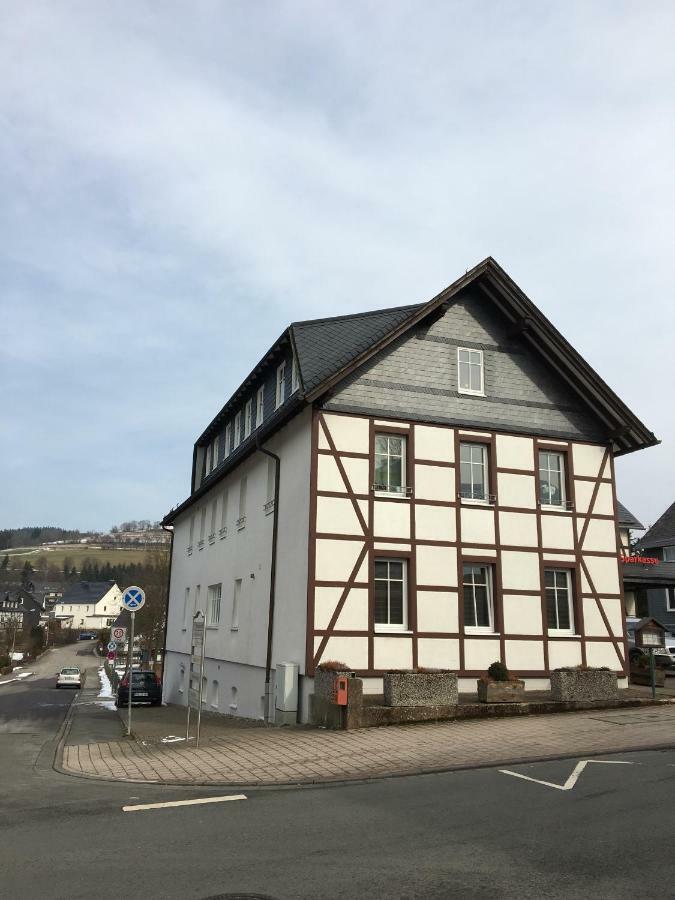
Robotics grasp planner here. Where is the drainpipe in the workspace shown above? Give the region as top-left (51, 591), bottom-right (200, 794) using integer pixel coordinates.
top-left (257, 441), bottom-right (281, 723)
top-left (160, 524), bottom-right (175, 688)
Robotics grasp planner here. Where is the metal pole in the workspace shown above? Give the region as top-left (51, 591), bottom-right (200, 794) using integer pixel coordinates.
top-left (649, 647), bottom-right (656, 700)
top-left (126, 611), bottom-right (135, 737)
top-left (196, 628), bottom-right (205, 748)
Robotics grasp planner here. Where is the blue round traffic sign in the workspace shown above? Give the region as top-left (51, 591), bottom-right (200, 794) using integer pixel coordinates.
top-left (121, 585), bottom-right (146, 611)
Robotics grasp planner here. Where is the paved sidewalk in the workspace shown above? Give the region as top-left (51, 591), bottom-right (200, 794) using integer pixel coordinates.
top-left (60, 701), bottom-right (675, 787)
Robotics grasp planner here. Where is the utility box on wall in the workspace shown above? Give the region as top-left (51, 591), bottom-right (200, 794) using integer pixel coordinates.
top-left (275, 662), bottom-right (299, 726)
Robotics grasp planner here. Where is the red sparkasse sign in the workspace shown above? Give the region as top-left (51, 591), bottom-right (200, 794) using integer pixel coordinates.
top-left (620, 555), bottom-right (659, 565)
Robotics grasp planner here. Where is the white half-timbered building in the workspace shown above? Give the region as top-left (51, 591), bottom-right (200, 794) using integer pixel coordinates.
top-left (162, 258), bottom-right (657, 722)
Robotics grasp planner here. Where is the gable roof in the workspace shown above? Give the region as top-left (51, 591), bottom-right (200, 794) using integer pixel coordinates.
top-left (57, 581), bottom-right (118, 606)
top-left (617, 501), bottom-right (644, 530)
top-left (638, 501), bottom-right (675, 550)
top-left (163, 257), bottom-right (657, 525)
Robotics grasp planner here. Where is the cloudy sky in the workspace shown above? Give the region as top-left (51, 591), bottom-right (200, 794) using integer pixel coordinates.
top-left (1, 1), bottom-right (673, 532)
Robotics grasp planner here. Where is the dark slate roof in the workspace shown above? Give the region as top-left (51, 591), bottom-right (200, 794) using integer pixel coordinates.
top-left (617, 501), bottom-right (644, 530)
top-left (57, 581), bottom-right (118, 605)
top-left (639, 501), bottom-right (675, 551)
top-left (291, 304), bottom-right (421, 394)
top-left (622, 560), bottom-right (675, 587)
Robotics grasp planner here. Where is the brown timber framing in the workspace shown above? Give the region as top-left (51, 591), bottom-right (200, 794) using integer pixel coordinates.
top-left (307, 410), bottom-right (630, 679)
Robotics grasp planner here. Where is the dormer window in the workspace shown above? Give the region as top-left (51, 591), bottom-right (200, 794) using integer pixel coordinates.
top-left (291, 358), bottom-right (299, 393)
top-left (224, 423), bottom-right (231, 458)
top-left (233, 411), bottom-right (241, 448)
top-left (458, 348), bottom-right (484, 396)
top-left (256, 385), bottom-right (264, 427)
top-left (244, 398), bottom-right (253, 439)
top-left (275, 362), bottom-right (286, 409)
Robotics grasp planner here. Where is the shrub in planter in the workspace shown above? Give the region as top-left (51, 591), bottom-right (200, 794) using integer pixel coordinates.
top-left (477, 661), bottom-right (525, 703)
top-left (550, 666), bottom-right (618, 701)
top-left (383, 668), bottom-right (458, 707)
top-left (314, 661), bottom-right (354, 701)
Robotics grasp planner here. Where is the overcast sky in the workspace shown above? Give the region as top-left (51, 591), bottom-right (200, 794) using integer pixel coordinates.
top-left (1, 1), bottom-right (673, 533)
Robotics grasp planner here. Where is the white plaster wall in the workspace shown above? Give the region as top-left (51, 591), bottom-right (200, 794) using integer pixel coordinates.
top-left (417, 637), bottom-right (460, 668)
top-left (505, 640), bottom-right (545, 670)
top-left (502, 595), bottom-right (543, 635)
top-left (314, 587), bottom-right (369, 631)
top-left (373, 500), bottom-right (411, 539)
top-left (499, 512), bottom-right (537, 547)
top-left (318, 413), bottom-right (369, 453)
top-left (464, 638), bottom-right (501, 670)
top-left (415, 505), bottom-right (455, 542)
top-left (541, 514), bottom-right (575, 549)
top-left (415, 464), bottom-right (454, 502)
top-left (460, 506), bottom-right (495, 544)
top-left (316, 495), bottom-right (363, 535)
top-left (317, 454), bottom-right (344, 493)
top-left (416, 546), bottom-right (457, 587)
top-left (572, 443), bottom-right (605, 478)
top-left (315, 538), bottom-right (364, 582)
top-left (416, 590), bottom-right (458, 632)
top-left (373, 636), bottom-right (413, 670)
top-left (497, 472), bottom-right (536, 509)
top-left (501, 551), bottom-right (540, 590)
top-left (414, 425), bottom-right (454, 462)
top-left (580, 518), bottom-right (618, 553)
top-left (586, 641), bottom-right (623, 670)
top-left (574, 480), bottom-right (615, 515)
top-left (342, 457), bottom-right (370, 495)
top-left (374, 542), bottom-right (412, 552)
top-left (495, 435), bottom-right (534, 470)
top-left (581, 555), bottom-right (620, 595)
top-left (547, 640), bottom-right (582, 669)
top-left (314, 635), bottom-right (368, 669)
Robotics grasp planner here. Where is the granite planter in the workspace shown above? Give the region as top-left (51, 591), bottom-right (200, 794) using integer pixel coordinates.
top-left (383, 671), bottom-right (458, 707)
top-left (314, 667), bottom-right (354, 701)
top-left (477, 679), bottom-right (525, 703)
top-left (550, 668), bottom-right (619, 701)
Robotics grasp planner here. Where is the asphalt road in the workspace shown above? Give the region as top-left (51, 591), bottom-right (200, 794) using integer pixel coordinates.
top-left (1, 646), bottom-right (674, 900)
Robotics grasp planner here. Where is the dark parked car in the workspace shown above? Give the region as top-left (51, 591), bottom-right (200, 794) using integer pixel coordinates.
top-left (116, 670), bottom-right (162, 707)
top-left (628, 646), bottom-right (673, 670)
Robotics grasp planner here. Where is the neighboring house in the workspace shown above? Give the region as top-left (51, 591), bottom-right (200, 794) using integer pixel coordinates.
top-left (0, 587), bottom-right (42, 631)
top-left (54, 581), bottom-right (122, 631)
top-left (630, 501), bottom-right (675, 637)
top-left (161, 257), bottom-right (657, 722)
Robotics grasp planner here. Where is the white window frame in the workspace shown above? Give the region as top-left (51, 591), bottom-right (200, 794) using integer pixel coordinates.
top-left (244, 398), bottom-right (253, 439)
top-left (457, 347), bottom-right (484, 396)
top-left (212, 435), bottom-right (219, 470)
top-left (462, 563), bottom-right (495, 633)
top-left (182, 587), bottom-right (190, 629)
top-left (663, 546), bottom-right (675, 562)
top-left (205, 443), bottom-right (212, 475)
top-left (219, 490), bottom-right (228, 537)
top-left (373, 558), bottom-right (408, 632)
top-left (539, 450), bottom-right (566, 508)
top-left (275, 361), bottom-right (286, 409)
top-left (207, 583), bottom-right (221, 627)
top-left (666, 588), bottom-right (675, 613)
top-left (256, 385), bottom-right (264, 428)
top-left (199, 507), bottom-right (206, 543)
top-left (374, 434), bottom-right (407, 497)
top-left (233, 411), bottom-right (241, 448)
top-left (224, 423), bottom-right (231, 459)
top-left (545, 568), bottom-right (575, 634)
top-left (237, 476), bottom-right (247, 530)
top-left (291, 357), bottom-right (299, 393)
top-left (209, 498), bottom-right (217, 540)
top-left (459, 442), bottom-right (490, 503)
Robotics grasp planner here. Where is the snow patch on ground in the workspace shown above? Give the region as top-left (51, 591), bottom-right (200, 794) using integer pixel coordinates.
top-left (97, 666), bottom-right (117, 711)
top-left (161, 736), bottom-right (186, 744)
top-left (16, 672), bottom-right (34, 680)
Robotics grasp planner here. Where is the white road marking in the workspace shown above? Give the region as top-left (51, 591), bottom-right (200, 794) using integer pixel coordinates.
top-left (122, 794), bottom-right (247, 812)
top-left (499, 759), bottom-right (634, 791)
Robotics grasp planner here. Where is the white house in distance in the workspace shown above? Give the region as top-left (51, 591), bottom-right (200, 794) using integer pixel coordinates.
top-left (161, 258), bottom-right (657, 723)
top-left (54, 581), bottom-right (122, 631)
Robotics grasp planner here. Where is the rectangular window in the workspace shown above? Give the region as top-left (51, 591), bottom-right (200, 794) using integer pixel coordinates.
top-left (232, 579), bottom-right (242, 630)
top-left (275, 362), bottom-right (286, 408)
top-left (663, 546), bottom-right (675, 562)
top-left (195, 584), bottom-right (201, 618)
top-left (460, 443), bottom-right (489, 501)
top-left (463, 564), bottom-right (494, 630)
top-left (539, 451), bottom-right (566, 507)
top-left (188, 514), bottom-right (195, 547)
top-left (374, 558), bottom-right (407, 630)
top-left (183, 587), bottom-right (190, 628)
top-left (458, 347), bottom-right (484, 395)
top-left (374, 434), bottom-right (407, 495)
top-left (205, 443), bottom-right (212, 475)
top-left (545, 568), bottom-right (574, 632)
top-left (666, 588), bottom-right (675, 613)
top-left (244, 398), bottom-right (253, 439)
top-left (256, 385), bottom-right (264, 427)
top-left (207, 583), bottom-right (221, 626)
top-left (233, 411), bottom-right (241, 448)
top-left (291, 357), bottom-right (299, 393)
top-left (199, 507), bottom-right (206, 542)
top-left (220, 490), bottom-right (228, 533)
top-left (224, 423), bottom-right (231, 458)
top-left (237, 476), bottom-right (247, 529)
top-left (212, 435), bottom-right (220, 469)
top-left (210, 499), bottom-right (217, 538)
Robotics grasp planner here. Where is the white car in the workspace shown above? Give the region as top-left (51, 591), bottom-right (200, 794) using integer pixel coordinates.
top-left (56, 666), bottom-right (83, 689)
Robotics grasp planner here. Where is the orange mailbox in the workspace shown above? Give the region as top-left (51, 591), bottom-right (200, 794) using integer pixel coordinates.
top-left (334, 676), bottom-right (349, 706)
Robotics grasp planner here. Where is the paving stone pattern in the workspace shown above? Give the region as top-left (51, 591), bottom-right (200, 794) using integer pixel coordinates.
top-left (62, 703), bottom-right (675, 786)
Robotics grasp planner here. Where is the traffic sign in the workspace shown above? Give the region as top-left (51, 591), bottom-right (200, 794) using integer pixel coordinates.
top-left (112, 626), bottom-right (127, 642)
top-left (121, 586), bottom-right (145, 612)
top-left (107, 651), bottom-right (115, 661)
top-left (107, 641), bottom-right (117, 652)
